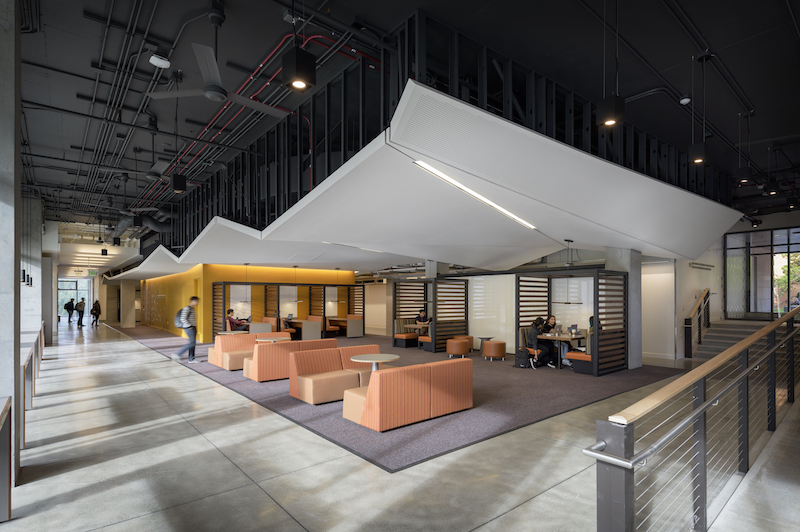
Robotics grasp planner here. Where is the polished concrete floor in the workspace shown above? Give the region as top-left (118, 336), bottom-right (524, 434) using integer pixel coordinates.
top-left (7, 323), bottom-right (795, 531)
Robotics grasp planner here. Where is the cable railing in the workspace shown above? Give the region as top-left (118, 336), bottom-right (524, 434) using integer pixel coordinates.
top-left (585, 306), bottom-right (799, 531)
top-left (684, 289), bottom-right (711, 358)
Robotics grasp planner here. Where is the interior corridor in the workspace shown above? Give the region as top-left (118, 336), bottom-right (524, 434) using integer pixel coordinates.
top-left (10, 324), bottom-right (790, 531)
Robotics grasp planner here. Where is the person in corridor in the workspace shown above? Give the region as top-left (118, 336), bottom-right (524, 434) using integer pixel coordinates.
top-left (75, 298), bottom-right (86, 327)
top-left (173, 297), bottom-right (200, 363)
top-left (91, 300), bottom-right (101, 326)
top-left (64, 298), bottom-right (74, 323)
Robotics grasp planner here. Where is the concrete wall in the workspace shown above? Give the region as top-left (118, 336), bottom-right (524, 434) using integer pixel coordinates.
top-left (20, 198), bottom-right (42, 332)
top-left (120, 280), bottom-right (137, 328)
top-left (642, 260), bottom-right (677, 359)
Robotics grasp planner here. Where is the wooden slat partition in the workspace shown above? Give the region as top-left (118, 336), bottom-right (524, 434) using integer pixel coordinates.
top-left (309, 286), bottom-right (324, 316)
top-left (349, 285), bottom-right (364, 315)
top-left (212, 283), bottom-right (225, 336)
top-left (609, 304), bottom-right (800, 425)
top-left (434, 280), bottom-right (468, 352)
top-left (265, 284), bottom-right (278, 318)
top-left (597, 273), bottom-right (627, 375)
top-left (518, 276), bottom-right (549, 329)
top-left (394, 282), bottom-right (427, 319)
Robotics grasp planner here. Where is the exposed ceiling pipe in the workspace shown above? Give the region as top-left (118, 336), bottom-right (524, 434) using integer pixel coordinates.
top-left (111, 216), bottom-right (134, 239)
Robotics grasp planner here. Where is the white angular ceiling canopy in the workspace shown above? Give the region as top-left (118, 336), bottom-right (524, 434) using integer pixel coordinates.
top-left (108, 80), bottom-right (741, 280)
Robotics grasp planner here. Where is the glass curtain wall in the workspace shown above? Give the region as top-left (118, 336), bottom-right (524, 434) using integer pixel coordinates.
top-left (57, 279), bottom-right (92, 319)
top-left (725, 228), bottom-right (800, 319)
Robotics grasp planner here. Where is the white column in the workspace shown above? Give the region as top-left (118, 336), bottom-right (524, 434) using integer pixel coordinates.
top-left (606, 247), bottom-right (643, 369)
top-left (0, 0), bottom-right (22, 481)
top-left (21, 198), bottom-right (42, 332)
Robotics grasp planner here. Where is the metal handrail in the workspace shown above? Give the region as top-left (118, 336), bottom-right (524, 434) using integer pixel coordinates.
top-left (610, 304), bottom-right (800, 425)
top-left (686, 288), bottom-right (710, 321)
top-left (583, 326), bottom-right (800, 468)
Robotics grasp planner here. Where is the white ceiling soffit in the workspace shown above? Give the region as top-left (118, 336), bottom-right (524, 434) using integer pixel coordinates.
top-left (387, 80), bottom-right (743, 261)
top-left (57, 242), bottom-right (142, 279)
top-left (103, 246), bottom-right (190, 281)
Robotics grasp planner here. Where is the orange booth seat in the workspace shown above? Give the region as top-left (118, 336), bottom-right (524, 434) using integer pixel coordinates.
top-left (208, 332), bottom-right (290, 370)
top-left (262, 316), bottom-right (296, 335)
top-left (343, 358), bottom-right (473, 432)
top-left (289, 344), bottom-right (392, 404)
top-left (244, 338), bottom-right (337, 382)
top-left (306, 315), bottom-right (340, 336)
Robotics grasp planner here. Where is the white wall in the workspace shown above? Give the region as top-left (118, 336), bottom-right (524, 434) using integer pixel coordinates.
top-left (229, 285), bottom-right (251, 318)
top-left (365, 282), bottom-right (390, 336)
top-left (642, 261), bottom-right (676, 359)
top-left (280, 285), bottom-right (298, 318)
top-left (550, 277), bottom-right (594, 330)
top-left (467, 275), bottom-right (516, 351)
top-left (325, 286), bottom-right (339, 317)
top-left (675, 238), bottom-right (725, 357)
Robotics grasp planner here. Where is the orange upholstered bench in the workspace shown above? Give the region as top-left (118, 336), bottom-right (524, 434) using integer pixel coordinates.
top-left (343, 358), bottom-right (473, 432)
top-left (566, 350), bottom-right (592, 375)
top-left (246, 338), bottom-right (337, 382)
top-left (208, 332), bottom-right (288, 370)
top-left (288, 344), bottom-right (385, 405)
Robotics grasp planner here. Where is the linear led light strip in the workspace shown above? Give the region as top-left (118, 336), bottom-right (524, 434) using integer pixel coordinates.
top-left (413, 161), bottom-right (536, 230)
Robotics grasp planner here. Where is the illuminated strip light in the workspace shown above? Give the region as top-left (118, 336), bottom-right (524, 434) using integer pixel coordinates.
top-left (413, 161), bottom-right (536, 230)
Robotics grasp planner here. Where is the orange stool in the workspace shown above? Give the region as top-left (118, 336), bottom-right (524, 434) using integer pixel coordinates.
top-left (453, 335), bottom-right (474, 351)
top-left (483, 341), bottom-right (506, 361)
top-left (446, 338), bottom-right (470, 359)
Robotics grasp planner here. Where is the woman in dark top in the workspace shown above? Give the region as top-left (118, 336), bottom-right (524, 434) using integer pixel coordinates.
top-left (90, 300), bottom-right (101, 326)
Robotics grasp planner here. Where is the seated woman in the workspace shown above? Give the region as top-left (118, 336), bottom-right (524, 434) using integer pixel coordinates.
top-left (528, 317), bottom-right (555, 369)
top-left (543, 316), bottom-right (572, 366)
top-left (226, 309), bottom-right (249, 331)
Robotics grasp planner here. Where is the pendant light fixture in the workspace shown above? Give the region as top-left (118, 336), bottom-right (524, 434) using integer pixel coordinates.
top-left (734, 112), bottom-right (754, 183)
top-left (689, 50), bottom-right (714, 164)
top-left (597, 0), bottom-right (624, 126)
top-left (241, 263), bottom-right (251, 303)
top-left (283, 0), bottom-right (316, 91)
top-left (172, 97), bottom-right (186, 194)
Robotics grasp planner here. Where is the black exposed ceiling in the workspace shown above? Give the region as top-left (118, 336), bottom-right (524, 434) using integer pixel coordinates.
top-left (20, 0), bottom-right (800, 233)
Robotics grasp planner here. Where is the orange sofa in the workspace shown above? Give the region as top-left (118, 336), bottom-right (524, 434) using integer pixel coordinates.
top-left (244, 338), bottom-right (337, 382)
top-left (343, 358), bottom-right (473, 432)
top-left (208, 332), bottom-right (290, 370)
top-left (288, 344), bottom-right (387, 404)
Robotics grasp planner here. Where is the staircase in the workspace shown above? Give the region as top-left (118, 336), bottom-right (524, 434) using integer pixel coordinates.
top-left (694, 321), bottom-right (769, 359)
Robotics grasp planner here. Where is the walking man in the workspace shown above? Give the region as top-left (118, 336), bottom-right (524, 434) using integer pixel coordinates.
top-left (173, 297), bottom-right (200, 363)
top-left (64, 298), bottom-right (75, 323)
top-left (75, 298), bottom-right (86, 327)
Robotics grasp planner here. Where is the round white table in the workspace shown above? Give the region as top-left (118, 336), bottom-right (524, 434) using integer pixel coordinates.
top-left (255, 337), bottom-right (291, 343)
top-left (350, 353), bottom-right (400, 372)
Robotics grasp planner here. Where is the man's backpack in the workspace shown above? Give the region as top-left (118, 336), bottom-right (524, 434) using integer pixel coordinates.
top-left (174, 308), bottom-right (185, 328)
top-left (514, 349), bottom-right (532, 369)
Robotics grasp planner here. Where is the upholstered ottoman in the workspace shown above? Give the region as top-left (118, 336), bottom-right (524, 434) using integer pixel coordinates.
top-left (453, 335), bottom-right (475, 351)
top-left (483, 341), bottom-right (506, 361)
top-left (446, 338), bottom-right (470, 358)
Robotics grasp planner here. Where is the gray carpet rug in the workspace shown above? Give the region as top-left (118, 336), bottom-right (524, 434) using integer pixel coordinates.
top-left (111, 324), bottom-right (683, 472)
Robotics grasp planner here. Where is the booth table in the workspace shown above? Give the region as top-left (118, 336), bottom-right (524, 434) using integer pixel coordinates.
top-left (350, 354), bottom-right (400, 372)
top-left (217, 330), bottom-right (248, 335)
top-left (537, 333), bottom-right (584, 369)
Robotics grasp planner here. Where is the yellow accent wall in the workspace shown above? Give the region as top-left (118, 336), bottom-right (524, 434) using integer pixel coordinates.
top-left (297, 286), bottom-right (310, 319)
top-left (143, 264), bottom-right (354, 343)
top-left (338, 286), bottom-right (349, 317)
top-left (141, 264), bottom-right (204, 340)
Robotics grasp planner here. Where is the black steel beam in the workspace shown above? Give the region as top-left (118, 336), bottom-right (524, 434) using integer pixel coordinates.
top-left (22, 100), bottom-right (261, 156)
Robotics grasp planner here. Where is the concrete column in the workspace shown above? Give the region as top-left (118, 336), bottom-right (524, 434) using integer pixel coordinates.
top-left (425, 259), bottom-right (449, 278)
top-left (0, 0), bottom-right (22, 481)
top-left (40, 257), bottom-right (56, 345)
top-left (97, 281), bottom-right (108, 322)
top-left (606, 247), bottom-right (643, 369)
top-left (120, 280), bottom-right (137, 328)
top-left (21, 198), bottom-right (42, 332)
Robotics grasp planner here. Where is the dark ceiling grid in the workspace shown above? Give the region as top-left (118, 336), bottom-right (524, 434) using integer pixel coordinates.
top-left (18, 0), bottom-right (800, 238)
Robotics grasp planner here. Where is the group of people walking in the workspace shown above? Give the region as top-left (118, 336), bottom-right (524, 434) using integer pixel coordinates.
top-left (63, 298), bottom-right (101, 327)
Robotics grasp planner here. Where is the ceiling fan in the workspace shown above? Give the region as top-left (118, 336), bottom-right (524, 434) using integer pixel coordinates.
top-left (146, 43), bottom-right (289, 119)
